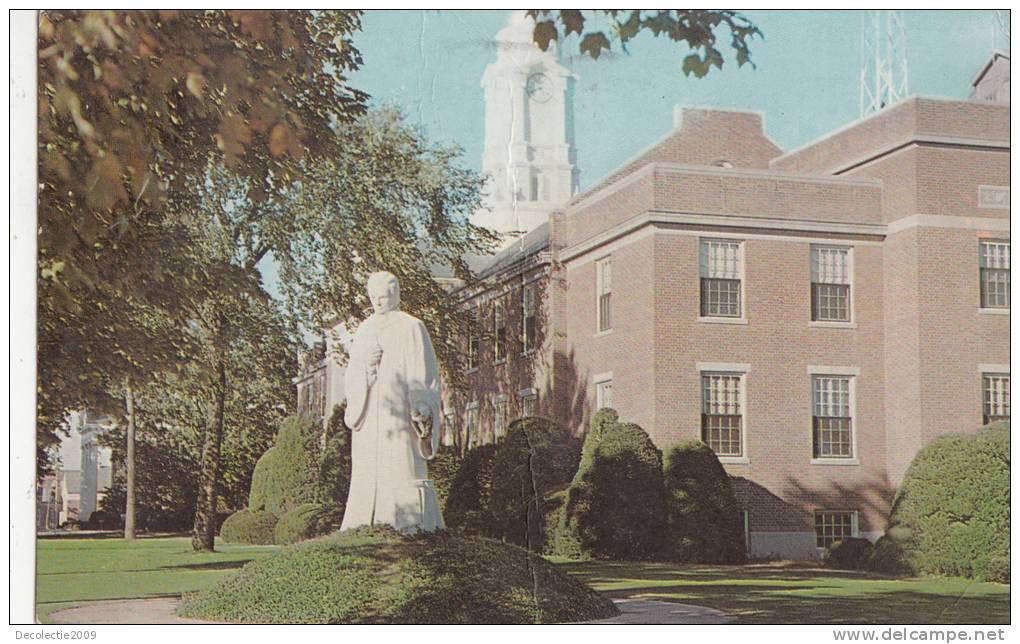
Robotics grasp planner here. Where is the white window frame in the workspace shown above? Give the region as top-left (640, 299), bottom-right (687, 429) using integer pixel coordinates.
top-left (809, 245), bottom-right (855, 328)
top-left (979, 365), bottom-right (1010, 425)
top-left (518, 387), bottom-right (538, 418)
top-left (522, 285), bottom-right (537, 355)
top-left (593, 371), bottom-right (613, 411)
top-left (698, 238), bottom-right (747, 325)
top-left (979, 239), bottom-right (1011, 314)
top-left (595, 256), bottom-right (613, 335)
top-left (493, 394), bottom-right (508, 440)
top-left (807, 366), bottom-right (860, 465)
top-left (814, 510), bottom-right (860, 550)
top-left (442, 408), bottom-right (456, 447)
top-left (493, 300), bottom-right (507, 364)
top-left (465, 401), bottom-right (479, 448)
top-left (697, 362), bottom-right (750, 464)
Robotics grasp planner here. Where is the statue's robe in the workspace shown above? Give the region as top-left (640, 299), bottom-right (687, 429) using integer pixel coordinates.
top-left (341, 310), bottom-right (444, 533)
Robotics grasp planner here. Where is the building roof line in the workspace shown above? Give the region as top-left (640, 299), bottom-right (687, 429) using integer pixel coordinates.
top-left (970, 49), bottom-right (1010, 87)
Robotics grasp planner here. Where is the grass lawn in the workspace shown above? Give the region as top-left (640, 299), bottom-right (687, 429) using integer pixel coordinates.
top-left (553, 559), bottom-right (1010, 624)
top-left (35, 536), bottom-right (1010, 625)
top-left (35, 535), bottom-right (280, 623)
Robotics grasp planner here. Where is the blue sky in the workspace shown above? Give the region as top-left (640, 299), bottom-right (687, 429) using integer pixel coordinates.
top-left (348, 9), bottom-right (1006, 189)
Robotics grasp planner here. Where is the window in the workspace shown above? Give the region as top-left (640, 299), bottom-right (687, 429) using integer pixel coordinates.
top-left (815, 511), bottom-right (858, 549)
top-left (982, 373), bottom-right (1010, 424)
top-left (521, 392), bottom-right (537, 417)
top-left (700, 240), bottom-right (742, 318)
top-left (522, 286), bottom-right (536, 353)
top-left (467, 306), bottom-right (480, 370)
top-left (493, 301), bottom-right (506, 362)
top-left (980, 241), bottom-right (1010, 309)
top-left (596, 380), bottom-right (613, 410)
top-left (493, 397), bottom-right (508, 440)
top-left (530, 175), bottom-right (539, 201)
top-left (811, 246), bottom-right (852, 322)
top-left (597, 257), bottom-right (612, 332)
top-left (701, 373), bottom-right (743, 457)
top-left (466, 404), bottom-right (479, 448)
top-left (812, 375), bottom-right (854, 458)
top-left (442, 409), bottom-right (457, 447)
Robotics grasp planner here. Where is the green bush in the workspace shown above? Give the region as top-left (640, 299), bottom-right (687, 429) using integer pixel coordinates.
top-left (179, 527), bottom-right (617, 624)
top-left (428, 446), bottom-right (460, 512)
top-left (82, 508), bottom-right (122, 530)
top-left (662, 440), bottom-right (745, 563)
top-left (248, 414), bottom-right (321, 518)
top-left (316, 405), bottom-right (352, 510)
top-left (862, 526), bottom-right (913, 576)
top-left (444, 444), bottom-right (497, 536)
top-left (274, 503), bottom-right (344, 545)
top-left (874, 421), bottom-right (1009, 582)
top-left (825, 537), bottom-right (874, 570)
top-left (555, 409), bottom-right (666, 560)
top-left (219, 508), bottom-right (278, 545)
top-left (488, 417), bottom-right (580, 551)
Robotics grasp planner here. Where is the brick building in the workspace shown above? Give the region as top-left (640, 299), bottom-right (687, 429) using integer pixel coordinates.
top-left (442, 50), bottom-right (1010, 558)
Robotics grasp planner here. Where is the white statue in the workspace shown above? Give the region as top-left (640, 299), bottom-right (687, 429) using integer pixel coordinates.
top-left (340, 271), bottom-right (445, 533)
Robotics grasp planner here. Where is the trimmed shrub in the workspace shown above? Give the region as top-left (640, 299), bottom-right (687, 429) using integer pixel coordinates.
top-left (179, 527), bottom-right (618, 624)
top-left (444, 444), bottom-right (497, 536)
top-left (662, 440), bottom-right (745, 564)
top-left (428, 446), bottom-right (460, 512)
top-left (248, 414), bottom-right (321, 518)
top-left (316, 405), bottom-right (352, 510)
top-left (556, 410), bottom-right (667, 560)
top-left (872, 421), bottom-right (1009, 581)
top-left (488, 417), bottom-right (580, 551)
top-left (274, 503), bottom-right (344, 545)
top-left (825, 537), bottom-right (874, 570)
top-left (219, 508), bottom-right (278, 545)
top-left (83, 508), bottom-right (122, 530)
top-left (541, 486), bottom-right (569, 556)
top-left (862, 526), bottom-right (913, 576)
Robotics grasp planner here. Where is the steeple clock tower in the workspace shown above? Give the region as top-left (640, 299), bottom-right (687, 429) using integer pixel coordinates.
top-left (476, 12), bottom-right (579, 239)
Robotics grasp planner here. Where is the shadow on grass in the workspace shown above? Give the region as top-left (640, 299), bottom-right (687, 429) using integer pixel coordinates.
top-left (555, 561), bottom-right (1010, 625)
top-left (162, 560), bottom-right (254, 572)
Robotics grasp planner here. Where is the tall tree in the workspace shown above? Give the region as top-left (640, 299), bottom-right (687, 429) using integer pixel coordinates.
top-left (37, 10), bottom-right (367, 473)
top-left (527, 10), bottom-right (761, 77)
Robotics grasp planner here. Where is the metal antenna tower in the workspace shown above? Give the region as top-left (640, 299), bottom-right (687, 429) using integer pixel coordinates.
top-left (859, 10), bottom-right (909, 117)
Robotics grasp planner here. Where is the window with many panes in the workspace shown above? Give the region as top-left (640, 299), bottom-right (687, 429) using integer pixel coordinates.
top-left (493, 397), bottom-right (507, 440)
top-left (493, 301), bottom-right (506, 362)
top-left (596, 380), bottom-right (613, 410)
top-left (700, 240), bottom-right (742, 318)
top-left (523, 286), bottom-right (536, 353)
top-left (597, 257), bottom-right (612, 332)
top-left (811, 246), bottom-right (852, 322)
top-left (701, 373), bottom-right (743, 457)
top-left (814, 511), bottom-right (857, 549)
top-left (442, 409), bottom-right (457, 447)
top-left (982, 373), bottom-right (1010, 424)
top-left (812, 375), bottom-right (854, 458)
top-left (980, 241), bottom-right (1010, 309)
top-left (466, 404), bottom-right (478, 447)
top-left (521, 392), bottom-right (537, 417)
top-left (467, 306), bottom-right (480, 370)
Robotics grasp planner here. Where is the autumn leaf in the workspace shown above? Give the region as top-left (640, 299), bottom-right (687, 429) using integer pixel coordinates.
top-left (532, 20), bottom-right (558, 52)
top-left (579, 32), bottom-right (611, 59)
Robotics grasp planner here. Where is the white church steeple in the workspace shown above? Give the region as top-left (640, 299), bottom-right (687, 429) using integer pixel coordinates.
top-left (476, 11), bottom-right (579, 239)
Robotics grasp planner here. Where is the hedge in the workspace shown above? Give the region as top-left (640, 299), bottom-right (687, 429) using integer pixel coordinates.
top-left (487, 417), bottom-right (580, 551)
top-left (869, 421), bottom-right (1009, 582)
top-left (274, 503), bottom-right (345, 545)
top-left (316, 404), bottom-right (352, 510)
top-left (180, 527), bottom-right (618, 624)
top-left (555, 409), bottom-right (666, 560)
top-left (219, 508), bottom-right (278, 545)
top-left (662, 440), bottom-right (745, 564)
top-left (825, 537), bottom-right (874, 570)
top-left (444, 444), bottom-right (497, 536)
top-left (248, 414), bottom-right (322, 518)
top-left (429, 446), bottom-right (460, 512)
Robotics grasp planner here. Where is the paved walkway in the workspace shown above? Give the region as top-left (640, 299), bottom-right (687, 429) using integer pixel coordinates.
top-left (50, 596), bottom-right (734, 625)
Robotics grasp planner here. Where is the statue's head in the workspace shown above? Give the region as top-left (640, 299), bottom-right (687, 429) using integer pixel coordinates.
top-left (367, 271), bottom-right (401, 315)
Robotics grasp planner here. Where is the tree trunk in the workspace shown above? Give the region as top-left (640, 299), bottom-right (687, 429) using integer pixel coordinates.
top-left (192, 351), bottom-right (227, 551)
top-left (124, 380), bottom-right (136, 540)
